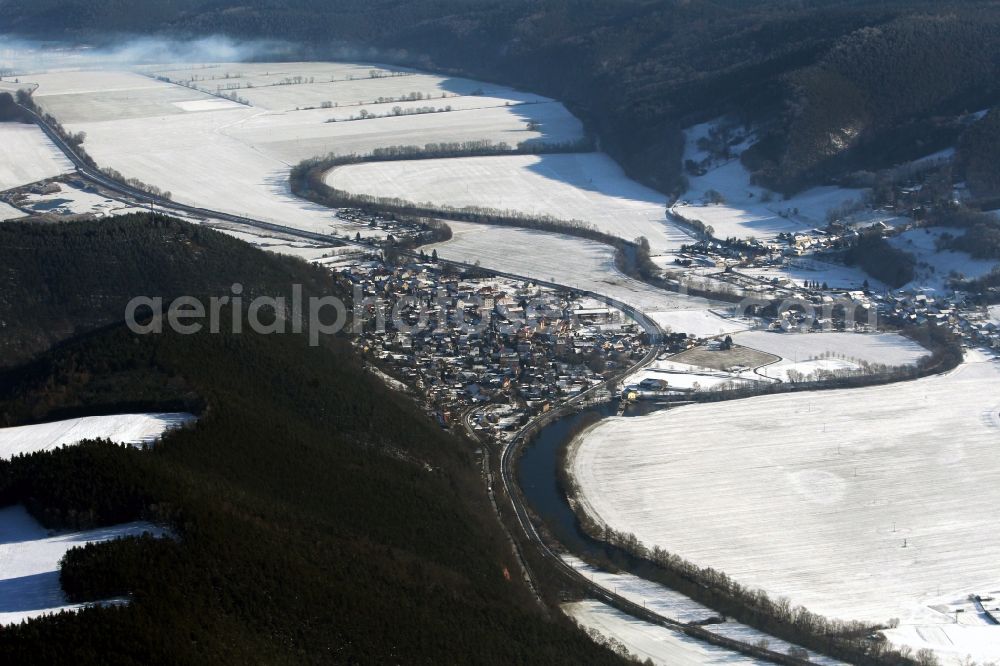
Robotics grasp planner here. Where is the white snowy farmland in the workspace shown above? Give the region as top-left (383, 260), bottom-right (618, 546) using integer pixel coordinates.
top-left (0, 124), bottom-right (73, 192)
top-left (732, 330), bottom-right (929, 381)
top-left (146, 62), bottom-right (553, 112)
top-left (326, 153), bottom-right (692, 253)
top-left (563, 555), bottom-right (719, 623)
top-left (27, 70), bottom-right (244, 123)
top-left (648, 309), bottom-right (751, 338)
top-left (570, 351), bottom-right (1000, 658)
top-left (0, 505), bottom-right (165, 626)
top-left (224, 102), bottom-right (580, 164)
top-left (0, 200), bottom-right (26, 221)
top-left (736, 257), bottom-right (889, 292)
top-left (426, 220), bottom-right (723, 319)
top-left (19, 181), bottom-right (150, 218)
top-left (0, 413), bottom-right (196, 459)
top-left (564, 556), bottom-right (847, 665)
top-left (24, 65), bottom-right (582, 235)
top-left (564, 600), bottom-right (769, 666)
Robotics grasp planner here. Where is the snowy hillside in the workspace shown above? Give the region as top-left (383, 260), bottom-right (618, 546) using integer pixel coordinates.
top-left (0, 413), bottom-right (196, 459)
top-left (0, 505), bottom-right (166, 625)
top-left (672, 120), bottom-right (865, 241)
top-left (888, 227), bottom-right (997, 292)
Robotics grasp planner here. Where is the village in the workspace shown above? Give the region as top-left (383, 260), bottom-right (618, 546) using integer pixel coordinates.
top-left (339, 253), bottom-right (653, 443)
top-left (325, 195), bottom-right (1000, 433)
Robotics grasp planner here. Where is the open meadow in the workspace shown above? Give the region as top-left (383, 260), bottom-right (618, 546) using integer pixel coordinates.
top-left (0, 413), bottom-right (196, 459)
top-left (326, 153), bottom-right (691, 252)
top-left (571, 350), bottom-right (1000, 662)
top-left (0, 505), bottom-right (165, 626)
top-left (0, 123), bottom-right (73, 191)
top-left (19, 65), bottom-right (583, 235)
top-left (731, 330), bottom-right (929, 380)
top-left (564, 600), bottom-right (769, 666)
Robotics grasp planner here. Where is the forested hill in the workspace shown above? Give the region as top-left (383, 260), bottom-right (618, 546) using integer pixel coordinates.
top-left (5, 0), bottom-right (1000, 194)
top-left (0, 216), bottom-right (626, 664)
top-left (0, 215), bottom-right (336, 366)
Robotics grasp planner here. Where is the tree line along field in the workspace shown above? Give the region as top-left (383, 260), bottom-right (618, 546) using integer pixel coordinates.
top-left (570, 349), bottom-right (1000, 660)
top-left (146, 61), bottom-right (555, 112)
top-left (324, 153), bottom-right (692, 253)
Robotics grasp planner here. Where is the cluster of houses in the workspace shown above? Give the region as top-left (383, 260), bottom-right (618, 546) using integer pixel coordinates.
top-left (340, 257), bottom-right (651, 442)
top-left (880, 291), bottom-right (1000, 350)
top-left (766, 285), bottom-right (1000, 351)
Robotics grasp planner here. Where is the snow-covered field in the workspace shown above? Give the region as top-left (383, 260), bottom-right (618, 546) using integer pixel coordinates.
top-left (889, 227), bottom-right (997, 292)
top-left (732, 330), bottom-right (928, 381)
top-left (673, 121), bottom-right (865, 241)
top-left (564, 555), bottom-right (719, 623)
top-left (736, 258), bottom-right (888, 292)
top-left (564, 600), bottom-right (769, 666)
top-left (23, 65), bottom-right (582, 235)
top-left (672, 189), bottom-right (862, 242)
top-left (19, 181), bottom-right (150, 218)
top-left (224, 102), bottom-right (579, 165)
top-left (146, 62), bottom-right (553, 112)
top-left (649, 310), bottom-right (751, 338)
top-left (0, 124), bottom-right (73, 191)
top-left (571, 350), bottom-right (1000, 654)
top-left (326, 153), bottom-right (692, 252)
top-left (427, 220), bottom-right (717, 317)
top-left (0, 200), bottom-right (27, 221)
top-left (883, 590), bottom-right (1000, 666)
top-left (562, 558), bottom-right (845, 665)
top-left (211, 226), bottom-right (345, 261)
top-left (28, 70), bottom-right (243, 123)
top-left (623, 365), bottom-right (757, 393)
top-left (0, 413), bottom-right (196, 459)
top-left (0, 504), bottom-right (164, 625)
